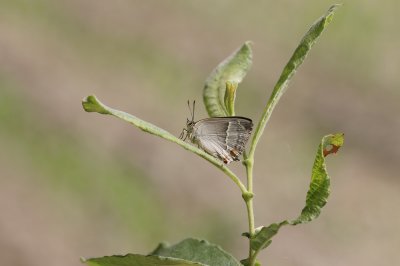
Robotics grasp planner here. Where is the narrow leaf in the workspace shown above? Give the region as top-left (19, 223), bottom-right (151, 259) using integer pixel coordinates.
top-left (81, 254), bottom-right (205, 266)
top-left (82, 95), bottom-right (247, 194)
top-left (248, 4), bottom-right (340, 159)
top-left (151, 238), bottom-right (241, 266)
top-left (291, 133), bottom-right (344, 225)
top-left (203, 42), bottom-right (252, 117)
top-left (249, 133), bottom-right (344, 252)
top-left (224, 81), bottom-right (237, 116)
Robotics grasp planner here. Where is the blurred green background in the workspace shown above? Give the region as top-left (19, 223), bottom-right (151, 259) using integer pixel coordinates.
top-left (0, 1), bottom-right (399, 265)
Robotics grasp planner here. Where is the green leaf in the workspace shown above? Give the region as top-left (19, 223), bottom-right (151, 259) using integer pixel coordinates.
top-left (223, 81), bottom-right (237, 116)
top-left (250, 223), bottom-right (286, 252)
top-left (81, 254), bottom-right (205, 266)
top-left (249, 133), bottom-right (344, 253)
top-left (82, 95), bottom-right (111, 115)
top-left (151, 238), bottom-right (241, 266)
top-left (248, 4), bottom-right (340, 160)
top-left (291, 133), bottom-right (344, 225)
top-left (82, 95), bottom-right (247, 194)
top-left (203, 42), bottom-right (252, 117)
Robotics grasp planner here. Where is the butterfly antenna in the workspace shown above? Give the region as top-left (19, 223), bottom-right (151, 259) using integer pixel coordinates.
top-left (192, 100), bottom-right (195, 122)
top-left (187, 100), bottom-right (193, 122)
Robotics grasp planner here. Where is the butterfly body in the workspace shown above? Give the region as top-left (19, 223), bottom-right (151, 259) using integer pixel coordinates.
top-left (183, 116), bottom-right (253, 164)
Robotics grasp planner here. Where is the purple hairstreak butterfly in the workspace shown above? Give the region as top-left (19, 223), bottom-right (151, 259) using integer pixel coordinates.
top-left (180, 101), bottom-right (253, 164)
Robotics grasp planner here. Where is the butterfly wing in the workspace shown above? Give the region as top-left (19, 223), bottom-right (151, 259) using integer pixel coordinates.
top-left (191, 117), bottom-right (253, 164)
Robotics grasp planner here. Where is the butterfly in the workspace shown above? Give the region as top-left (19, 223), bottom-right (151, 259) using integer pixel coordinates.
top-left (179, 101), bottom-right (253, 164)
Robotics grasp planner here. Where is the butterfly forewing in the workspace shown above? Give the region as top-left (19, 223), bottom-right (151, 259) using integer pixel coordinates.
top-left (191, 117), bottom-right (253, 164)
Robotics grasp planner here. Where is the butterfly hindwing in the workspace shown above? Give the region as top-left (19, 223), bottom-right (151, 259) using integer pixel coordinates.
top-left (191, 117), bottom-right (253, 164)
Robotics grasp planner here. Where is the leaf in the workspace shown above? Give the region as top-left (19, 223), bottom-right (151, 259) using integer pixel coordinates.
top-left (82, 95), bottom-right (247, 194)
top-left (248, 4), bottom-right (340, 160)
top-left (151, 238), bottom-right (241, 266)
top-left (81, 254), bottom-right (206, 266)
top-left (250, 223), bottom-right (286, 252)
top-left (82, 239), bottom-right (242, 266)
top-left (291, 133), bottom-right (344, 225)
top-left (203, 42), bottom-right (252, 117)
top-left (249, 133), bottom-right (344, 253)
top-left (224, 81), bottom-right (238, 116)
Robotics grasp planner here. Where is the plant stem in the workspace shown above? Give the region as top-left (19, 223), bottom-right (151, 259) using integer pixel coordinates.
top-left (82, 95), bottom-right (249, 195)
top-left (245, 200), bottom-right (255, 260)
top-left (243, 153), bottom-right (256, 265)
top-left (222, 166), bottom-right (248, 195)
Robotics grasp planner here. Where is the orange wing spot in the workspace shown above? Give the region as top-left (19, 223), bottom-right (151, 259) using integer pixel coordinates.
top-left (230, 148), bottom-right (240, 157)
top-left (218, 154), bottom-right (230, 164)
top-left (323, 144), bottom-right (340, 157)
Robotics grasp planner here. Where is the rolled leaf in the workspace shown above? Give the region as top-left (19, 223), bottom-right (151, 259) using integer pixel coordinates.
top-left (291, 133), bottom-right (344, 225)
top-left (249, 133), bottom-right (344, 253)
top-left (203, 42), bottom-right (252, 117)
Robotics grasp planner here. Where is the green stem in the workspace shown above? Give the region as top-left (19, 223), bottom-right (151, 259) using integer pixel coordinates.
top-left (245, 200), bottom-right (255, 259)
top-left (241, 6), bottom-right (340, 264)
top-left (248, 83), bottom-right (283, 161)
top-left (82, 95), bottom-right (248, 195)
top-left (221, 166), bottom-right (248, 195)
top-left (251, 247), bottom-right (262, 265)
top-left (243, 153), bottom-right (256, 265)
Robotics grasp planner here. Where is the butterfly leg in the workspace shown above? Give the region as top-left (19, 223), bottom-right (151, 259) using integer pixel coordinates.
top-left (179, 128), bottom-right (188, 141)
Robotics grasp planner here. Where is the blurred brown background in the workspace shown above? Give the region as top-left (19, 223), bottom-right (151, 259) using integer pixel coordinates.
top-left (0, 1), bottom-right (399, 265)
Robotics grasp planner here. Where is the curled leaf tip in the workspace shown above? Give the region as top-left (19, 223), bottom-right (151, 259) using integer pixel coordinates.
top-left (240, 41), bottom-right (253, 56)
top-left (323, 145), bottom-right (339, 157)
top-left (203, 41), bottom-right (253, 117)
top-left (324, 4), bottom-right (341, 25)
top-left (82, 95), bottom-right (110, 114)
top-left (331, 3), bottom-right (343, 9)
top-left (326, 4), bottom-right (342, 14)
top-left (323, 133), bottom-right (344, 157)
